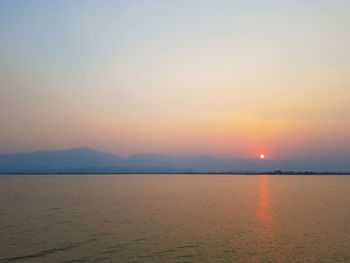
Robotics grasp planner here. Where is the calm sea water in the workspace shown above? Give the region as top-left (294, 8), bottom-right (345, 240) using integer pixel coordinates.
top-left (0, 175), bottom-right (349, 263)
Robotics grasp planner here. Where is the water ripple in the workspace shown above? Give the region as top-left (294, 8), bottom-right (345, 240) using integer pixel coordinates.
top-left (0, 239), bottom-right (98, 262)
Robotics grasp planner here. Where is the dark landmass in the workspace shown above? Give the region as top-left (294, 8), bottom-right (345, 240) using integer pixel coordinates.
top-left (0, 147), bottom-right (349, 175)
top-left (1, 171), bottom-right (350, 175)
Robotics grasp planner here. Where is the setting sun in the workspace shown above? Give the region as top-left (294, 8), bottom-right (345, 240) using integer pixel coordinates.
top-left (1, 1), bottom-right (349, 263)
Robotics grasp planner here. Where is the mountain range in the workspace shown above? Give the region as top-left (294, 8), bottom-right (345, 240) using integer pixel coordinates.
top-left (0, 147), bottom-right (349, 174)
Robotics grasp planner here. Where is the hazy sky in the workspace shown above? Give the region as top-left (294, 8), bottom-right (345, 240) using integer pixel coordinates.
top-left (1, 0), bottom-right (349, 160)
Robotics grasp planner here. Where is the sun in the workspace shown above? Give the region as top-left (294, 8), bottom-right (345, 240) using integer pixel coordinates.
top-left (260, 154), bottom-right (265, 159)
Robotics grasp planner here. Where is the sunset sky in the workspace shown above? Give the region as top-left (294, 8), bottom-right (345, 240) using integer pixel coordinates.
top-left (1, 0), bottom-right (349, 160)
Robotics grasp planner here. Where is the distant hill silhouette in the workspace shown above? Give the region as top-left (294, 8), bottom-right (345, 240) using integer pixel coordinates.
top-left (0, 147), bottom-right (119, 172)
top-left (0, 147), bottom-right (349, 174)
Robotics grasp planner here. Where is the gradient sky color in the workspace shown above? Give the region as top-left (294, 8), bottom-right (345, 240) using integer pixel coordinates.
top-left (1, 0), bottom-right (349, 160)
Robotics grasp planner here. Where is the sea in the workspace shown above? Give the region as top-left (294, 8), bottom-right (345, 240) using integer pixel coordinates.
top-left (0, 174), bottom-right (349, 263)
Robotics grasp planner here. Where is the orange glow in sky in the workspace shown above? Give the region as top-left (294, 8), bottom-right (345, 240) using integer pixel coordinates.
top-left (1, 1), bottom-right (350, 161)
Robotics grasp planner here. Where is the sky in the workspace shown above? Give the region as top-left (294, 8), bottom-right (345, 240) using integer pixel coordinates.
top-left (1, 0), bottom-right (349, 160)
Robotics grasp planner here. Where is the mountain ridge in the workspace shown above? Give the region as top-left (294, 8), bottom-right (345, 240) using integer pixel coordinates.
top-left (0, 147), bottom-right (349, 173)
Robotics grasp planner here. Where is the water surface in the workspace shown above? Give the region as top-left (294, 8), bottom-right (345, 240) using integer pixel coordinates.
top-left (0, 174), bottom-right (349, 262)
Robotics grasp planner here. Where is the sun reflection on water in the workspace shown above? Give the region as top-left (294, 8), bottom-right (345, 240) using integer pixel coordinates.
top-left (256, 175), bottom-right (274, 240)
top-left (255, 175), bottom-right (286, 263)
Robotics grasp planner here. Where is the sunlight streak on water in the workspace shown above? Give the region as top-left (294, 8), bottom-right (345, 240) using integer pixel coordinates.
top-left (257, 175), bottom-right (273, 240)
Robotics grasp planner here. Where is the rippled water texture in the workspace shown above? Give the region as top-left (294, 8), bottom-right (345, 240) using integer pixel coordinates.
top-left (0, 175), bottom-right (349, 262)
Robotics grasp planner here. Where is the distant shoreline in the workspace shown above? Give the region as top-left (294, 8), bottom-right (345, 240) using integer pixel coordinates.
top-left (2, 148), bottom-right (349, 175)
top-left (1, 171), bottom-right (350, 175)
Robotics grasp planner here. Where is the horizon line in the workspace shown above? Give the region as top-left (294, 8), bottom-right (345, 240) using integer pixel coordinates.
top-left (1, 146), bottom-right (349, 162)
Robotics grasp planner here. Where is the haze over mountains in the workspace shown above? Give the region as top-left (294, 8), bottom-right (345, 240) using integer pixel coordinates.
top-left (0, 147), bottom-right (349, 174)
